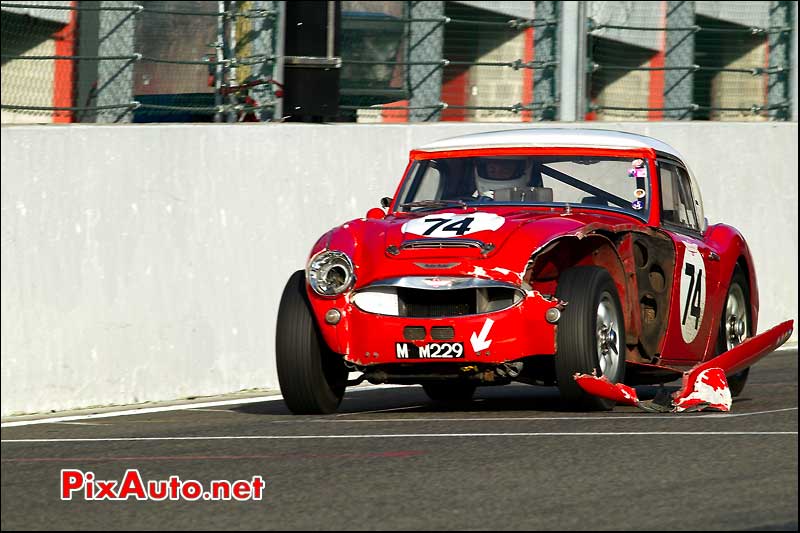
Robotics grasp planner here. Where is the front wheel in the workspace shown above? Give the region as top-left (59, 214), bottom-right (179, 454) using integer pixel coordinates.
top-left (716, 265), bottom-right (751, 397)
top-left (555, 266), bottom-right (626, 410)
top-left (276, 270), bottom-right (348, 414)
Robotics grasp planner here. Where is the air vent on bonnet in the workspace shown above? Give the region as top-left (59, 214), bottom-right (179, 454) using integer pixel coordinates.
top-left (387, 239), bottom-right (495, 256)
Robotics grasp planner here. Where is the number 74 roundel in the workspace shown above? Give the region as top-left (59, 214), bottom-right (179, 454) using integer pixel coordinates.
top-left (400, 212), bottom-right (505, 238)
top-left (679, 242), bottom-right (706, 343)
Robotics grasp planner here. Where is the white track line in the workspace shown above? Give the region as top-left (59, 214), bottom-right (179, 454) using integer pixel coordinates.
top-left (336, 405), bottom-right (427, 416)
top-left (3, 400), bottom-right (795, 429)
top-left (311, 407), bottom-right (800, 423)
top-left (0, 384), bottom-right (410, 428)
top-left (0, 396), bottom-right (284, 428)
top-left (1, 431), bottom-right (796, 444)
top-left (702, 407), bottom-right (798, 418)
top-left (54, 422), bottom-right (111, 427)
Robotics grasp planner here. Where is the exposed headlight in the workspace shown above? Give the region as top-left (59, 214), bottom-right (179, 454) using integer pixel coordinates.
top-left (352, 288), bottom-right (399, 315)
top-left (307, 250), bottom-right (355, 296)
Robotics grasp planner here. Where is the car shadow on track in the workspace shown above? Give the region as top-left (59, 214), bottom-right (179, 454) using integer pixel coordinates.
top-left (230, 383), bottom-right (680, 417)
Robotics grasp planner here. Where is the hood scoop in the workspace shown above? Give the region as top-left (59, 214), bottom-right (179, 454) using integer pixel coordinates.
top-left (387, 238), bottom-right (495, 256)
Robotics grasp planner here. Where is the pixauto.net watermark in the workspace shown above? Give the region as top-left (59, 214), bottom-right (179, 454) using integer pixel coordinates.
top-left (61, 469), bottom-right (266, 501)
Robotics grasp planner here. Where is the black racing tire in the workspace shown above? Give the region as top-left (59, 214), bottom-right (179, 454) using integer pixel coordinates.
top-left (715, 265), bottom-right (751, 398)
top-left (555, 266), bottom-right (626, 411)
top-left (276, 270), bottom-right (348, 414)
top-left (422, 382), bottom-right (477, 406)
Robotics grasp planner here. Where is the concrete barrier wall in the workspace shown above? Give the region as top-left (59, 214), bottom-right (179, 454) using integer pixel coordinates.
top-left (1, 122), bottom-right (796, 416)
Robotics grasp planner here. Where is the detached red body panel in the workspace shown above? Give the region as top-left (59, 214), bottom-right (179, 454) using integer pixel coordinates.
top-left (573, 375), bottom-right (641, 406)
top-left (575, 320), bottom-right (794, 412)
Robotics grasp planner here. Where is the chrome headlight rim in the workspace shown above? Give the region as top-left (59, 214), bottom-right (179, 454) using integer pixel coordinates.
top-left (306, 250), bottom-right (356, 297)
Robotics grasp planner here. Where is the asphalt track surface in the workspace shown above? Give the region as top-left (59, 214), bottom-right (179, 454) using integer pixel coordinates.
top-left (2, 348), bottom-right (797, 531)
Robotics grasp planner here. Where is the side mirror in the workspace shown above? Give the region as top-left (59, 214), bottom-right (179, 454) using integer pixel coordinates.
top-left (367, 197), bottom-right (392, 219)
top-left (366, 207), bottom-right (385, 220)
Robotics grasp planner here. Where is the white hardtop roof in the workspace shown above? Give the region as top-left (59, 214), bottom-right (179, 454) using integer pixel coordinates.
top-left (416, 128), bottom-right (684, 160)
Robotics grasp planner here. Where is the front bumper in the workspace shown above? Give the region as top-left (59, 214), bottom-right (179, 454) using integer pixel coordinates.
top-left (309, 289), bottom-right (559, 366)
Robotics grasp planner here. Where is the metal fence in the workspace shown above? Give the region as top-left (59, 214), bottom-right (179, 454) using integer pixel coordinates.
top-left (0, 0), bottom-right (796, 123)
top-left (588, 0), bottom-right (794, 121)
top-left (339, 0), bottom-right (559, 122)
top-left (1, 0), bottom-right (280, 123)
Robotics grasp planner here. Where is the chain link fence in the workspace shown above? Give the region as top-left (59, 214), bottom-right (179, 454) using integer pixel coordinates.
top-left (588, 0), bottom-right (794, 121)
top-left (340, 1), bottom-right (560, 122)
top-left (1, 0), bottom-right (280, 123)
top-left (1, 0), bottom-right (796, 123)
top-left (2, 2), bottom-right (80, 123)
top-left (336, 0), bottom-right (408, 121)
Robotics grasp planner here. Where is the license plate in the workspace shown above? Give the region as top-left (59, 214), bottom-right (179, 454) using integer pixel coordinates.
top-left (395, 342), bottom-right (464, 359)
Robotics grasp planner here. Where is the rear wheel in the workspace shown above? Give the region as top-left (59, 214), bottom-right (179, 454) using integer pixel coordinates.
top-left (555, 266), bottom-right (626, 411)
top-left (276, 270), bottom-right (348, 414)
top-left (422, 382), bottom-right (477, 407)
top-left (716, 265), bottom-right (751, 397)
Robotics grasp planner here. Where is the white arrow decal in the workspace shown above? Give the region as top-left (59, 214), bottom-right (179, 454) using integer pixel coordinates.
top-left (470, 318), bottom-right (494, 352)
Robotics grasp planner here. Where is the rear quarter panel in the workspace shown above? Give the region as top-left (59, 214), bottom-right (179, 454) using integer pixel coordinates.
top-left (702, 223), bottom-right (760, 358)
top-left (658, 223), bottom-right (758, 366)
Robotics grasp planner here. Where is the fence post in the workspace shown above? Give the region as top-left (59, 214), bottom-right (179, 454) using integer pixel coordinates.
top-left (408, 0), bottom-right (444, 122)
top-left (768, 0), bottom-right (792, 120)
top-left (664, 1), bottom-right (695, 120)
top-left (793, 0), bottom-right (798, 121)
top-left (95, 0), bottom-right (138, 123)
top-left (558, 0), bottom-right (587, 121)
top-left (75, 1), bottom-right (100, 123)
top-left (214, 1), bottom-right (226, 122)
top-left (248, 0), bottom-right (279, 121)
top-left (226, 0), bottom-right (239, 123)
top-left (534, 0), bottom-right (558, 120)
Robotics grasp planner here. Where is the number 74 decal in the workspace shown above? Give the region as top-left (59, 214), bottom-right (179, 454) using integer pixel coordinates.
top-left (400, 212), bottom-right (505, 238)
top-left (682, 263), bottom-right (702, 329)
top-left (421, 217), bottom-right (474, 236)
top-left (679, 243), bottom-right (706, 343)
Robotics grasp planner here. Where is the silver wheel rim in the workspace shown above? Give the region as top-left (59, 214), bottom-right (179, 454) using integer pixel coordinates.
top-left (596, 292), bottom-right (622, 380)
top-left (724, 283), bottom-right (748, 351)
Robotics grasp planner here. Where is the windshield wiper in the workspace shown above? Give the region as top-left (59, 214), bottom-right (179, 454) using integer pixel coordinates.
top-left (398, 199), bottom-right (469, 211)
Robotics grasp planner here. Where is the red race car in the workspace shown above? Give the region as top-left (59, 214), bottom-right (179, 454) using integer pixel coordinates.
top-left (276, 129), bottom-right (793, 414)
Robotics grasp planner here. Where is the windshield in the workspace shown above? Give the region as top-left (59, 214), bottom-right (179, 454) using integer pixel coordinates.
top-left (396, 155), bottom-right (651, 219)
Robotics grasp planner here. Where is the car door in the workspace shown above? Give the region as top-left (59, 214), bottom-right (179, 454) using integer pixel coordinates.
top-left (657, 160), bottom-right (722, 364)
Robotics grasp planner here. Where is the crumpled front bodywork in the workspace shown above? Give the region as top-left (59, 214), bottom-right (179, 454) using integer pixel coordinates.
top-left (305, 206), bottom-right (659, 367)
top-left (309, 208), bottom-right (652, 289)
top-left (305, 146), bottom-right (678, 371)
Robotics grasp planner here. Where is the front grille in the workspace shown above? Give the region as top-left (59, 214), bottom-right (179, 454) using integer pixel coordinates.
top-left (403, 326), bottom-right (426, 340)
top-left (353, 278), bottom-right (525, 318)
top-left (399, 288), bottom-right (475, 318)
top-left (430, 326), bottom-right (455, 340)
